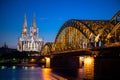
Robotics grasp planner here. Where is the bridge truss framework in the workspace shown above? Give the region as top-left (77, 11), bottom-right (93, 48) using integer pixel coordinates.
top-left (41, 11), bottom-right (120, 55)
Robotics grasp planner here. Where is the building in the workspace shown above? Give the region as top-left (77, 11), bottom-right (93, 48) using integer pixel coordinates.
top-left (17, 14), bottom-right (44, 52)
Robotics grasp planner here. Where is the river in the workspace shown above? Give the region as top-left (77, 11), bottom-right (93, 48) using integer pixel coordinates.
top-left (0, 57), bottom-right (120, 80)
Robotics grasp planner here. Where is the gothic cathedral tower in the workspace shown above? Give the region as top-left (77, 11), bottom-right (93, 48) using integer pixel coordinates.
top-left (22, 13), bottom-right (28, 38)
top-left (17, 14), bottom-right (44, 52)
top-left (30, 15), bottom-right (38, 38)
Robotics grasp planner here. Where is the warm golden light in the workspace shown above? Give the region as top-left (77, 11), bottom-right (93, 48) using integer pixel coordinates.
top-left (45, 57), bottom-right (50, 68)
top-left (84, 56), bottom-right (94, 79)
top-left (84, 57), bottom-right (93, 65)
top-left (41, 58), bottom-right (45, 62)
top-left (30, 66), bottom-right (35, 70)
top-left (79, 56), bottom-right (84, 68)
top-left (30, 58), bottom-right (35, 63)
top-left (41, 68), bottom-right (52, 80)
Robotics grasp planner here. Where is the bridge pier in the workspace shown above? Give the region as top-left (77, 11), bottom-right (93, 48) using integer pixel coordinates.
top-left (45, 57), bottom-right (50, 68)
top-left (50, 55), bottom-right (80, 69)
top-left (79, 56), bottom-right (84, 68)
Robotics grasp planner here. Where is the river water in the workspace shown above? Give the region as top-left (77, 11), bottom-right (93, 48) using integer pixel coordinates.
top-left (0, 57), bottom-right (120, 80)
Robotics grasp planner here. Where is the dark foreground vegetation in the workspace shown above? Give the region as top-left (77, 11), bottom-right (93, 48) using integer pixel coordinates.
top-left (0, 47), bottom-right (45, 66)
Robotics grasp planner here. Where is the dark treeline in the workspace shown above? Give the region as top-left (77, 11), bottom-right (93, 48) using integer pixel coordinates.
top-left (0, 47), bottom-right (42, 66)
top-left (0, 47), bottom-right (28, 59)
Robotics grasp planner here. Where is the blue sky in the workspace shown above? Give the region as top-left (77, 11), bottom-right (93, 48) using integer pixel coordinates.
top-left (0, 0), bottom-right (120, 48)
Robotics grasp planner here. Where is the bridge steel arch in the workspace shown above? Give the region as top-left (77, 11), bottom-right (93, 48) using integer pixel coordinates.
top-left (110, 10), bottom-right (120, 25)
top-left (41, 11), bottom-right (120, 55)
top-left (106, 22), bottom-right (120, 43)
top-left (54, 19), bottom-right (112, 52)
top-left (55, 20), bottom-right (96, 43)
top-left (54, 18), bottom-right (120, 52)
top-left (41, 42), bottom-right (53, 56)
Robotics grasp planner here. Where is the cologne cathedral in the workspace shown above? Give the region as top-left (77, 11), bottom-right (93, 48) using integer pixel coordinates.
top-left (17, 14), bottom-right (44, 52)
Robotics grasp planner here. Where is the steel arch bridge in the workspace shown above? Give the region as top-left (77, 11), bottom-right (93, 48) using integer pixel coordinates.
top-left (41, 11), bottom-right (120, 56)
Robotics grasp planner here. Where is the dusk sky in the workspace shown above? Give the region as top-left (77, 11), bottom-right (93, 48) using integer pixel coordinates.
top-left (0, 0), bottom-right (120, 49)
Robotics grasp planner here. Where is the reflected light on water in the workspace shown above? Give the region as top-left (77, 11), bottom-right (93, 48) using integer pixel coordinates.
top-left (1, 66), bottom-right (6, 69)
top-left (84, 56), bottom-right (93, 65)
top-left (41, 68), bottom-right (52, 80)
top-left (12, 66), bottom-right (16, 69)
top-left (78, 67), bottom-right (84, 80)
top-left (30, 66), bottom-right (35, 70)
top-left (22, 66), bottom-right (28, 70)
top-left (84, 56), bottom-right (94, 80)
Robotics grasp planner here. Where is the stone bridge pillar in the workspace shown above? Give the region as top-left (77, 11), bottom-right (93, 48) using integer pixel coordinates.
top-left (50, 55), bottom-right (80, 69)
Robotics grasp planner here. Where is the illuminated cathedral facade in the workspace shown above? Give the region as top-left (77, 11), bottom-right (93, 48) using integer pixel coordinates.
top-left (17, 14), bottom-right (44, 52)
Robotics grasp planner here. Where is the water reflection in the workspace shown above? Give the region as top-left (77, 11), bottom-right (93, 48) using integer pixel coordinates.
top-left (22, 66), bottom-right (28, 70)
top-left (12, 66), bottom-right (16, 69)
top-left (84, 56), bottom-right (94, 80)
top-left (41, 68), bottom-right (52, 80)
top-left (79, 56), bottom-right (120, 80)
top-left (78, 66), bottom-right (84, 80)
top-left (77, 56), bottom-right (94, 80)
top-left (1, 66), bottom-right (6, 69)
top-left (30, 66), bottom-right (35, 70)
top-left (0, 56), bottom-right (120, 80)
top-left (0, 67), bottom-right (54, 80)
top-left (0, 66), bottom-right (67, 80)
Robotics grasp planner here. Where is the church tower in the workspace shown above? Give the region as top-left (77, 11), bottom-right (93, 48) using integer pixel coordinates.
top-left (17, 13), bottom-right (44, 52)
top-left (30, 15), bottom-right (38, 38)
top-left (22, 13), bottom-right (28, 38)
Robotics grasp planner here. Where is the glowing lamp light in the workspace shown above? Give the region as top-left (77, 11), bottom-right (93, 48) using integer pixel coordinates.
top-left (12, 66), bottom-right (16, 69)
top-left (1, 66), bottom-right (6, 69)
top-left (41, 58), bottom-right (45, 62)
top-left (30, 58), bottom-right (35, 63)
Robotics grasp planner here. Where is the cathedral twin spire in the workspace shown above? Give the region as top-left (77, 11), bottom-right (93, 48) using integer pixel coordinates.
top-left (32, 14), bottom-right (37, 28)
top-left (18, 13), bottom-right (44, 52)
top-left (23, 13), bottom-right (27, 28)
top-left (22, 13), bottom-right (38, 39)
